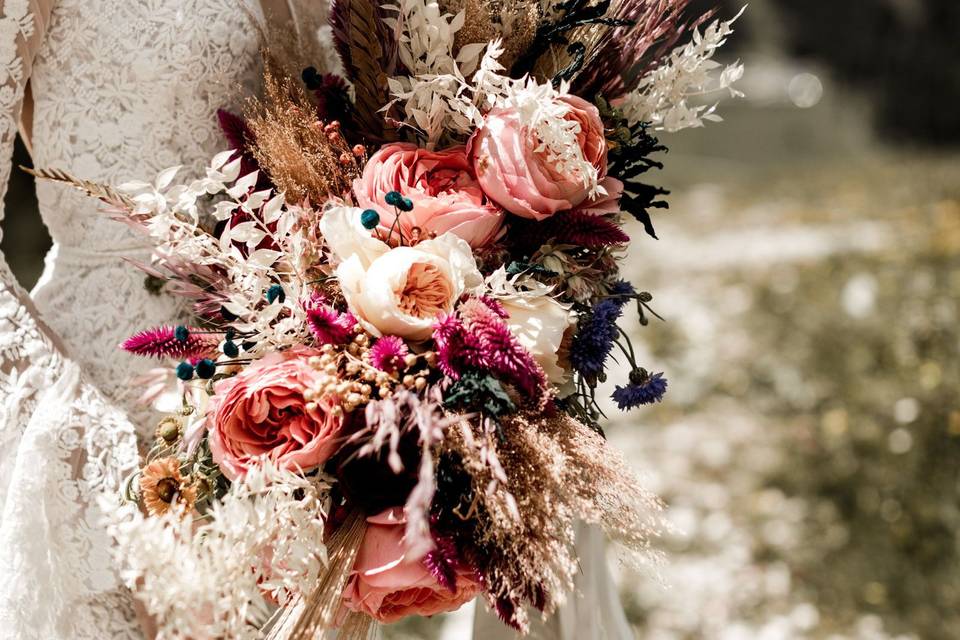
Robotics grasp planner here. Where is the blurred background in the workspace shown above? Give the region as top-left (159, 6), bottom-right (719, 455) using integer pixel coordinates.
top-left (4, 1), bottom-right (958, 638)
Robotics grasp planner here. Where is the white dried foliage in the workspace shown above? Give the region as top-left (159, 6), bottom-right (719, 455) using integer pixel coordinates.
top-left (382, 0), bottom-right (600, 194)
top-left (620, 8), bottom-right (746, 132)
top-left (105, 463), bottom-right (331, 640)
top-left (382, 0), bottom-right (500, 145)
top-left (497, 77), bottom-right (603, 197)
top-left (356, 387), bottom-right (462, 559)
top-left (116, 151), bottom-right (316, 353)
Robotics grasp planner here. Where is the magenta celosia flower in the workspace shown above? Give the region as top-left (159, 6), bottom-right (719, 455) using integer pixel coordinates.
top-left (368, 335), bottom-right (409, 372)
top-left (433, 298), bottom-right (548, 404)
top-left (122, 326), bottom-right (218, 360)
top-left (306, 303), bottom-right (357, 345)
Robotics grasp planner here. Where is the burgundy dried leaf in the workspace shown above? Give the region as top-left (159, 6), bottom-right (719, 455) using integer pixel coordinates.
top-left (542, 210), bottom-right (630, 248)
top-left (574, 0), bottom-right (716, 98)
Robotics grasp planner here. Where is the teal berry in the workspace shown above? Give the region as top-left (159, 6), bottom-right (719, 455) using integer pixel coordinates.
top-left (384, 191), bottom-right (402, 206)
top-left (397, 197), bottom-right (414, 212)
top-left (175, 362), bottom-right (194, 381)
top-left (223, 340), bottom-right (240, 358)
top-left (195, 359), bottom-right (217, 379)
top-left (360, 209), bottom-right (380, 229)
top-left (174, 325), bottom-right (189, 342)
top-left (266, 284), bottom-right (285, 304)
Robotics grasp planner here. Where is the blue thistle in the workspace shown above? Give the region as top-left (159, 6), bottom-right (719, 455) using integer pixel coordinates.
top-left (612, 370), bottom-right (668, 410)
top-left (360, 208), bottom-right (380, 229)
top-left (195, 359), bottom-right (217, 380)
top-left (570, 298), bottom-right (625, 378)
top-left (175, 362), bottom-right (194, 381)
top-left (609, 280), bottom-right (636, 298)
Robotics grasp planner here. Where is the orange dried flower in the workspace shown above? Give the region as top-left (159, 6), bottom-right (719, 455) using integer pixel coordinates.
top-left (139, 457), bottom-right (197, 517)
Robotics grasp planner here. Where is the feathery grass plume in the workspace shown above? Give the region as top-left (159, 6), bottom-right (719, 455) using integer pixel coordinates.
top-left (330, 0), bottom-right (399, 141)
top-left (245, 70), bottom-right (364, 204)
top-left (438, 410), bottom-right (664, 631)
top-left (441, 0), bottom-right (540, 70)
top-left (22, 166), bottom-right (135, 211)
top-left (574, 0), bottom-right (713, 98)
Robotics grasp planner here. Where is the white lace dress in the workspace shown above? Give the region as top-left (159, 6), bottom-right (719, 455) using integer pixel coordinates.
top-left (0, 1), bottom-right (268, 637)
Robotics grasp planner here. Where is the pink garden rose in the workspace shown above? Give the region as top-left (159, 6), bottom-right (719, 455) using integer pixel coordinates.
top-left (469, 94), bottom-right (612, 221)
top-left (209, 350), bottom-right (343, 480)
top-left (341, 508), bottom-right (481, 623)
top-left (353, 143), bottom-right (505, 248)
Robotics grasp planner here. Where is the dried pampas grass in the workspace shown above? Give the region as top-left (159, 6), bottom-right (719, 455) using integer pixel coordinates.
top-left (245, 71), bottom-right (364, 205)
top-left (439, 411), bottom-right (665, 632)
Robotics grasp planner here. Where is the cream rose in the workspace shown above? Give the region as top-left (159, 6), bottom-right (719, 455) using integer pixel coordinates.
top-left (500, 294), bottom-right (575, 386)
top-left (320, 206), bottom-right (483, 341)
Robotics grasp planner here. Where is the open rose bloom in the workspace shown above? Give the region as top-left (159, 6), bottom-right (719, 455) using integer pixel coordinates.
top-left (341, 509), bottom-right (481, 623)
top-left (355, 143), bottom-right (505, 248)
top-left (209, 350), bottom-right (344, 480)
top-left (105, 4), bottom-right (743, 637)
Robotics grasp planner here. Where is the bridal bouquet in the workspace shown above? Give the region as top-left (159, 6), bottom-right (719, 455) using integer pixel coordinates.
top-left (39, 1), bottom-right (742, 637)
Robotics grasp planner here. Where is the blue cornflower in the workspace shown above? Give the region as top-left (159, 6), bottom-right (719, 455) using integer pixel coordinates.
top-left (570, 298), bottom-right (624, 378)
top-left (609, 280), bottom-right (636, 299)
top-left (612, 370), bottom-right (668, 410)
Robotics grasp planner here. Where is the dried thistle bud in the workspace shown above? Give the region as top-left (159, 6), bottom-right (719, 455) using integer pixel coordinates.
top-left (156, 417), bottom-right (182, 444)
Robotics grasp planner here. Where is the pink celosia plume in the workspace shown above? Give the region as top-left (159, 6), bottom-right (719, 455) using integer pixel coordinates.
top-left (433, 298), bottom-right (548, 404)
top-left (121, 326), bottom-right (218, 360)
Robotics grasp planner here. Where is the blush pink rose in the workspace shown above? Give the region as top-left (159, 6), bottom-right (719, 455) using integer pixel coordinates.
top-left (354, 143), bottom-right (505, 248)
top-left (341, 508), bottom-right (481, 623)
top-left (209, 350), bottom-right (343, 480)
top-left (469, 95), bottom-right (612, 221)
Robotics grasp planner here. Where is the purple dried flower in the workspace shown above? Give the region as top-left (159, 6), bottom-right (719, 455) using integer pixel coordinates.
top-left (122, 326), bottom-right (218, 360)
top-left (610, 279), bottom-right (637, 297)
top-left (369, 335), bottom-right (409, 372)
top-left (433, 299), bottom-right (548, 404)
top-left (612, 370), bottom-right (668, 409)
top-left (570, 298), bottom-right (625, 379)
top-left (306, 303), bottom-right (356, 345)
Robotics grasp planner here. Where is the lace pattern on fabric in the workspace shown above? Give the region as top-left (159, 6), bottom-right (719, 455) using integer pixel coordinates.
top-left (0, 1), bottom-right (265, 638)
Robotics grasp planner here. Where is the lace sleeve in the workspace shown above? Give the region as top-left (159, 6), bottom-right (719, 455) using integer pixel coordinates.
top-left (0, 2), bottom-right (144, 638)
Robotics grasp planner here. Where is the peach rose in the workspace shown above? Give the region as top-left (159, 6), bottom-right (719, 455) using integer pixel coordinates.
top-left (320, 206), bottom-right (483, 341)
top-left (354, 143), bottom-right (505, 248)
top-left (341, 508), bottom-right (481, 623)
top-left (469, 95), bottom-right (611, 221)
top-left (209, 350), bottom-right (342, 480)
